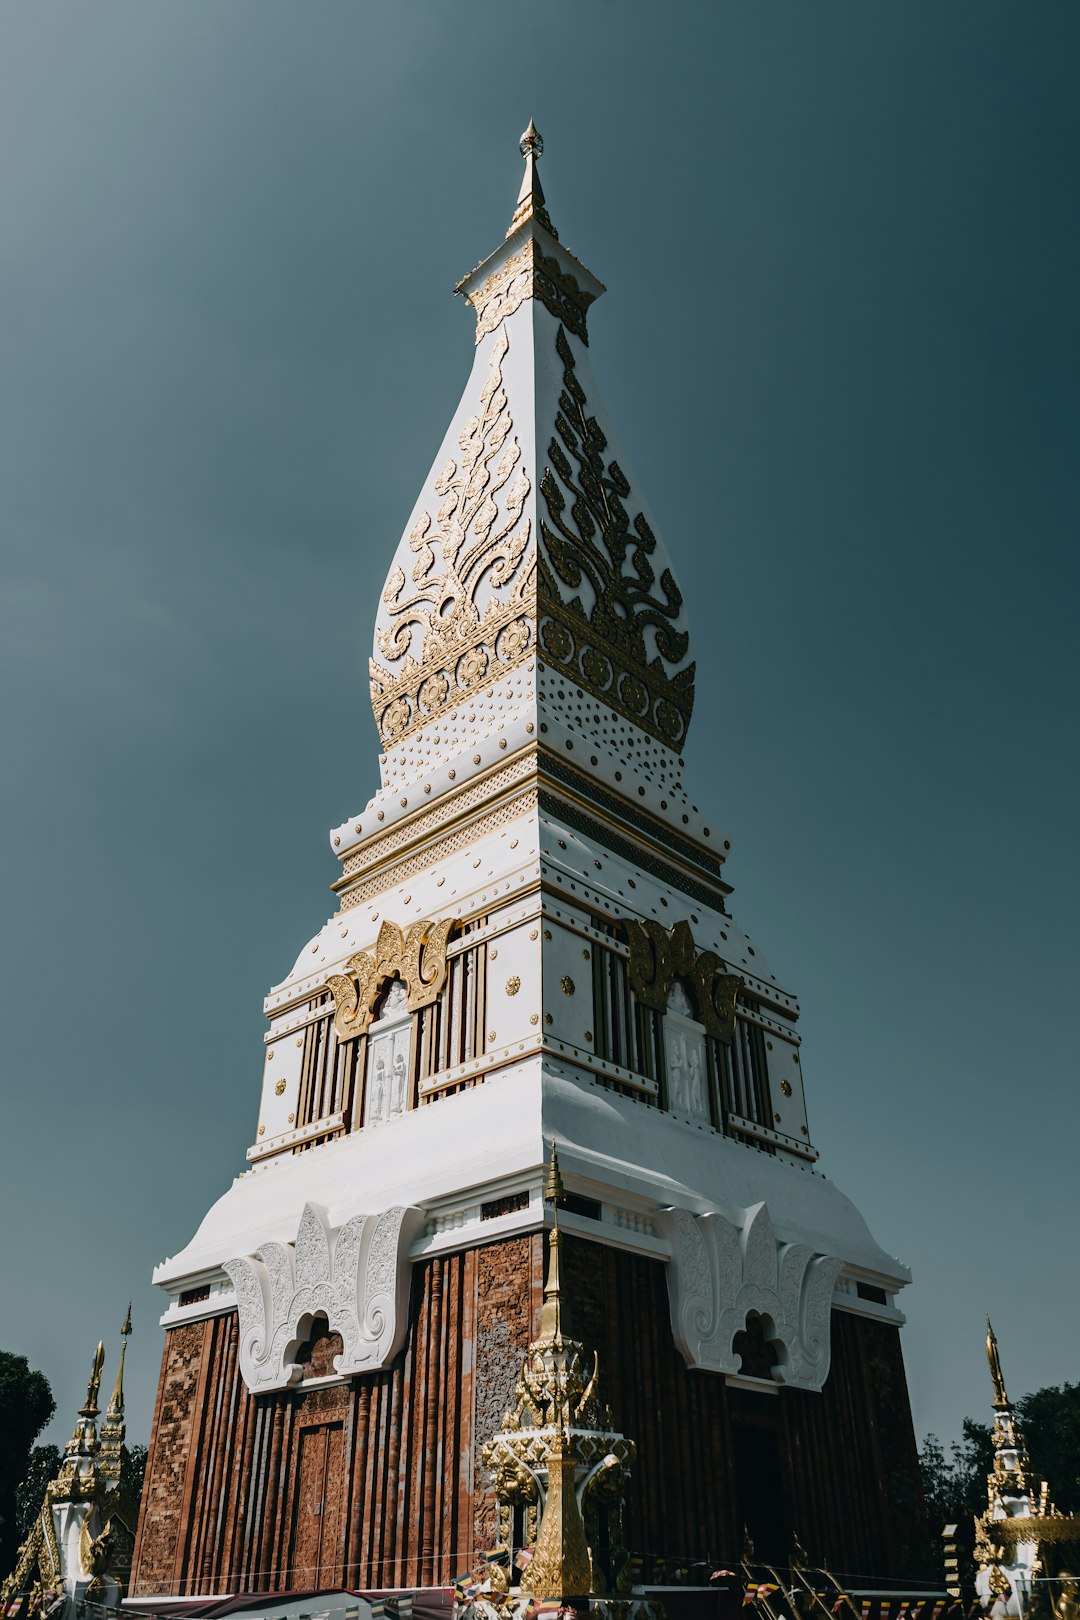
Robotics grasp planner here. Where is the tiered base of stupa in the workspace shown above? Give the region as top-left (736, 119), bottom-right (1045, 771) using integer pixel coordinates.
top-left (131, 1227), bottom-right (930, 1599)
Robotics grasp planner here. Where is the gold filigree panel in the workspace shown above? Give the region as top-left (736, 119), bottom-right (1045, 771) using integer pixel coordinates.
top-left (462, 237), bottom-right (597, 347)
top-left (339, 750), bottom-right (538, 880)
top-left (326, 917), bottom-right (457, 1041)
top-left (624, 918), bottom-right (741, 1042)
top-left (370, 326), bottom-right (536, 746)
top-left (339, 794), bottom-right (536, 911)
top-left (372, 308), bottom-right (694, 754)
top-left (538, 325), bottom-right (695, 749)
top-left (988, 1516), bottom-right (1080, 1546)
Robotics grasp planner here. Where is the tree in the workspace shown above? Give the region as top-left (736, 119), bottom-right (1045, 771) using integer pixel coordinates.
top-left (14, 1447), bottom-right (61, 1543)
top-left (11, 1440), bottom-right (148, 1555)
top-left (919, 1421), bottom-right (994, 1533)
top-left (920, 1382), bottom-right (1080, 1533)
top-left (119, 1444), bottom-right (148, 1525)
top-left (0, 1353), bottom-right (55, 1574)
top-left (1015, 1383), bottom-right (1080, 1513)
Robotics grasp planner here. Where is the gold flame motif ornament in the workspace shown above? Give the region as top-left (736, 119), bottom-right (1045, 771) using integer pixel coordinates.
top-left (538, 326), bottom-right (694, 749)
top-left (327, 916), bottom-right (457, 1041)
top-left (464, 237), bottom-right (598, 347)
top-left (370, 326), bottom-right (535, 746)
top-left (624, 917), bottom-right (742, 1041)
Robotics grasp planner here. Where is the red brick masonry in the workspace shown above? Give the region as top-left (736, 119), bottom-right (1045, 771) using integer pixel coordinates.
top-left (131, 1232), bottom-right (930, 1597)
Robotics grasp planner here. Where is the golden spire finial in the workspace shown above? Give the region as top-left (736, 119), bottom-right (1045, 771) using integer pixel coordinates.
top-left (81, 1340), bottom-right (105, 1418)
top-left (986, 1316), bottom-right (1010, 1409)
top-left (539, 1141), bottom-right (568, 1342)
top-left (107, 1304), bottom-right (132, 1416)
top-left (544, 1140), bottom-right (565, 1209)
top-left (508, 119), bottom-right (558, 241)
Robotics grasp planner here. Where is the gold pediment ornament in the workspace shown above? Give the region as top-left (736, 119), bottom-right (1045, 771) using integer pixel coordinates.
top-left (370, 325), bottom-right (536, 746)
top-left (624, 917), bottom-right (741, 1041)
top-left (326, 917), bottom-right (457, 1042)
top-left (538, 325), bottom-right (695, 749)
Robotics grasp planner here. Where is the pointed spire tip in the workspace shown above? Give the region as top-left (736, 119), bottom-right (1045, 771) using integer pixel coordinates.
top-left (986, 1314), bottom-right (1010, 1408)
top-left (544, 1139), bottom-right (565, 1209)
top-left (81, 1339), bottom-right (105, 1417)
top-left (520, 118), bottom-right (543, 159)
top-left (508, 120), bottom-right (557, 241)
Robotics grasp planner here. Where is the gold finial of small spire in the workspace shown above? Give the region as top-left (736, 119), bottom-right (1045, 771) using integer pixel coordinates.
top-left (544, 1141), bottom-right (565, 1209)
top-left (986, 1316), bottom-right (1010, 1409)
top-left (539, 1142), bottom-right (568, 1342)
top-left (507, 119), bottom-right (558, 241)
top-left (108, 1304), bottom-right (132, 1415)
top-left (81, 1340), bottom-right (105, 1418)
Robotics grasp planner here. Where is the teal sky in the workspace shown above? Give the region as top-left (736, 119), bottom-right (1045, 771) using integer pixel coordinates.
top-left (1, 3), bottom-right (1077, 1464)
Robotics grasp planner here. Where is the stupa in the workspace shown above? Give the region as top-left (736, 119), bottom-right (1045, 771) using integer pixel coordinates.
top-left (3, 1317), bottom-right (136, 1618)
top-left (131, 125), bottom-right (929, 1599)
top-left (973, 1322), bottom-right (1080, 1617)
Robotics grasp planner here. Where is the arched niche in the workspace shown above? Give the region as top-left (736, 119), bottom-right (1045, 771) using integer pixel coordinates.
top-left (363, 976), bottom-right (412, 1126)
top-left (733, 1310), bottom-right (783, 1382)
top-left (664, 979), bottom-right (710, 1123)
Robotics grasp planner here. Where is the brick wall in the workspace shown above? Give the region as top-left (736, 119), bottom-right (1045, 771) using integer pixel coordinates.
top-left (132, 1228), bottom-right (931, 1596)
top-left (131, 1236), bottom-right (543, 1597)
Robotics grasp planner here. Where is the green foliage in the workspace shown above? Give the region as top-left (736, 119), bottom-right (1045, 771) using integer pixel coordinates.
top-left (1015, 1383), bottom-right (1080, 1513)
top-left (920, 1383), bottom-right (1080, 1531)
top-left (0, 1352), bottom-right (56, 1573)
top-left (119, 1444), bottom-right (148, 1524)
top-left (10, 1439), bottom-right (149, 1561)
top-left (920, 1420), bottom-right (994, 1532)
top-left (14, 1446), bottom-right (61, 1542)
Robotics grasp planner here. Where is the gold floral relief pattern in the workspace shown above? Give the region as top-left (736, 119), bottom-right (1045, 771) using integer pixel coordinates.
top-left (369, 326), bottom-right (536, 745)
top-left (462, 237), bottom-right (598, 347)
top-left (326, 917), bottom-right (457, 1041)
top-left (624, 918), bottom-right (741, 1042)
top-left (538, 325), bottom-right (695, 749)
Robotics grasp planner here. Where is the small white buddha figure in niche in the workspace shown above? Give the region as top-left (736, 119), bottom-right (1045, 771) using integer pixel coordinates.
top-left (665, 980), bottom-right (709, 1122)
top-left (364, 978), bottom-right (411, 1126)
top-left (370, 1055), bottom-right (387, 1121)
top-left (391, 1049), bottom-right (407, 1115)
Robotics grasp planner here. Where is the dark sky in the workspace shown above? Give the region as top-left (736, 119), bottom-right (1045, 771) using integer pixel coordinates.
top-left (2, 3), bottom-right (1077, 1457)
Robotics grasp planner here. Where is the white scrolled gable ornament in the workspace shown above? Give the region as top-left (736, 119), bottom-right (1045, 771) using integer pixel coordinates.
top-left (659, 1200), bottom-right (842, 1393)
top-left (223, 1201), bottom-right (421, 1394)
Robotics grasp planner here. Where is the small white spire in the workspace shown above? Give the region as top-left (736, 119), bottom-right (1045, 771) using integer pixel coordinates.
top-left (507, 118), bottom-right (558, 240)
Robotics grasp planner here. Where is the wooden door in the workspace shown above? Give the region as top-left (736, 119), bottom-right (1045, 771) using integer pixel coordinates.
top-left (288, 1422), bottom-right (346, 1589)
